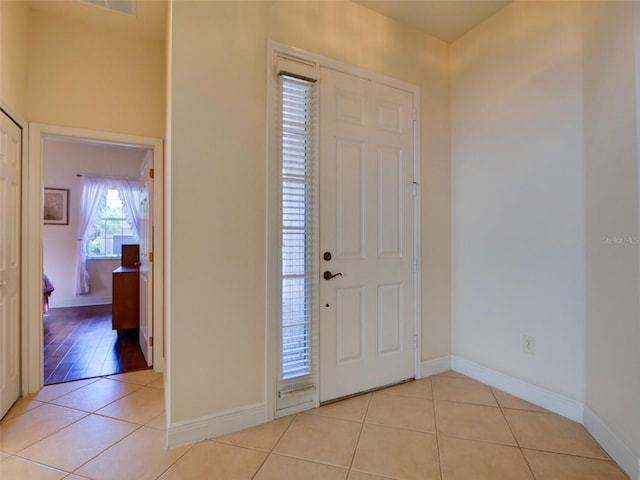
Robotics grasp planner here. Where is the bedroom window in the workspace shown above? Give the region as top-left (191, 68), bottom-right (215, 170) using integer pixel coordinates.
top-left (76, 175), bottom-right (140, 295)
top-left (277, 69), bottom-right (318, 403)
top-left (87, 189), bottom-right (135, 258)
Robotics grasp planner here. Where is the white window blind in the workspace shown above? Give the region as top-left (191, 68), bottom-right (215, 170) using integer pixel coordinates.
top-left (278, 73), bottom-right (318, 404)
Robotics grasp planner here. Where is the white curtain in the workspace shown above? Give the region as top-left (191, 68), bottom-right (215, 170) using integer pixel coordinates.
top-left (74, 176), bottom-right (140, 295)
top-left (74, 176), bottom-right (109, 295)
top-left (116, 178), bottom-right (140, 242)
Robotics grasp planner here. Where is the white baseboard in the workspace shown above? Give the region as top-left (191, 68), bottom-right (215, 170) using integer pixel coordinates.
top-left (419, 355), bottom-right (452, 378)
top-left (584, 406), bottom-right (639, 480)
top-left (449, 356), bottom-right (639, 480)
top-left (450, 355), bottom-right (584, 423)
top-left (50, 297), bottom-right (112, 308)
top-left (167, 402), bottom-right (267, 448)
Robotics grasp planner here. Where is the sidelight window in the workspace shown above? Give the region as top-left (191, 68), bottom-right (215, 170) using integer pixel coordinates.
top-left (278, 71), bottom-right (318, 403)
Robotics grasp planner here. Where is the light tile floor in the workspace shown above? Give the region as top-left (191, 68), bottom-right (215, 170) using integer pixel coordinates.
top-left (0, 370), bottom-right (629, 480)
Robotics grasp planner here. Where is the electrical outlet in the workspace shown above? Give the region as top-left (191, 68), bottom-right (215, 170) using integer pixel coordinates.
top-left (523, 335), bottom-right (535, 355)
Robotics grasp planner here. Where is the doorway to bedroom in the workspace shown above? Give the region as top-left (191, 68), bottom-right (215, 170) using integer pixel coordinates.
top-left (42, 136), bottom-right (150, 385)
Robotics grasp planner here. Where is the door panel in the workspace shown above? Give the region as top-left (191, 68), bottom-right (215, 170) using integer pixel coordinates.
top-left (336, 286), bottom-right (364, 364)
top-left (378, 283), bottom-right (403, 356)
top-left (378, 147), bottom-right (403, 257)
top-left (139, 150), bottom-right (153, 367)
top-left (319, 68), bottom-right (415, 402)
top-left (0, 110), bottom-right (22, 418)
top-left (336, 139), bottom-right (365, 258)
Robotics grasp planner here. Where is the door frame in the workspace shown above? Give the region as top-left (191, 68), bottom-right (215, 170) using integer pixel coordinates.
top-left (24, 123), bottom-right (164, 394)
top-left (265, 41), bottom-right (422, 419)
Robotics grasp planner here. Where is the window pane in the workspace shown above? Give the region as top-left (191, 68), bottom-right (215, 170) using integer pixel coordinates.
top-left (87, 189), bottom-right (134, 258)
top-left (280, 75), bottom-right (315, 386)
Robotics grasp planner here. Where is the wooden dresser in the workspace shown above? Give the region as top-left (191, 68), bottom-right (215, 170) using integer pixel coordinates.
top-left (112, 245), bottom-right (140, 331)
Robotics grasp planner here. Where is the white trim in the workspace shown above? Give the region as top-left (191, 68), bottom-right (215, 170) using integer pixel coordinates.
top-left (26, 123), bottom-right (165, 395)
top-left (167, 402), bottom-right (267, 448)
top-left (266, 40), bottom-right (422, 419)
top-left (51, 297), bottom-right (112, 308)
top-left (584, 406), bottom-right (640, 480)
top-left (450, 357), bottom-right (639, 479)
top-left (419, 356), bottom-right (452, 378)
top-left (451, 355), bottom-right (584, 422)
top-left (268, 40), bottom-right (419, 95)
top-left (276, 57), bottom-right (319, 81)
top-left (0, 101), bottom-right (27, 129)
top-left (274, 399), bottom-right (316, 419)
top-left (264, 42), bottom-right (280, 424)
top-left (412, 84), bottom-right (422, 383)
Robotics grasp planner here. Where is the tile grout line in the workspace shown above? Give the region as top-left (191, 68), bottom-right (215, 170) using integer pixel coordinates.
top-left (46, 381), bottom-right (147, 415)
top-left (5, 410), bottom-right (91, 458)
top-left (515, 445), bottom-right (620, 463)
top-left (3, 374), bottom-right (165, 478)
top-left (495, 396), bottom-right (621, 471)
top-left (248, 412), bottom-right (300, 479)
top-left (10, 400), bottom-right (156, 475)
top-left (491, 386), bottom-right (537, 480)
top-left (62, 380), bottom-right (180, 480)
top-left (6, 373), bottom-right (628, 479)
top-left (152, 436), bottom-right (197, 480)
top-left (431, 376), bottom-right (444, 480)
top-left (345, 392), bottom-right (373, 476)
top-left (0, 399), bottom-right (47, 423)
top-left (1, 451), bottom-right (71, 476)
top-left (68, 423), bottom-right (148, 477)
top-left (31, 377), bottom-right (102, 403)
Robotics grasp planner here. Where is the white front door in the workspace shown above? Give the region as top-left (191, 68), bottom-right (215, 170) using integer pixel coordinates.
top-left (319, 68), bottom-right (416, 402)
top-left (0, 110), bottom-right (22, 417)
top-left (139, 150), bottom-right (153, 367)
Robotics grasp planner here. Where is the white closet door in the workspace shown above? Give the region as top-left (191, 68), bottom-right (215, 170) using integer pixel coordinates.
top-left (0, 110), bottom-right (22, 418)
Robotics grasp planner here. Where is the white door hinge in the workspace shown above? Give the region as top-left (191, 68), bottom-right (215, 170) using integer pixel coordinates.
top-left (413, 334), bottom-right (418, 350)
top-left (412, 181), bottom-right (417, 197)
top-left (413, 110), bottom-right (417, 122)
top-left (413, 259), bottom-right (418, 273)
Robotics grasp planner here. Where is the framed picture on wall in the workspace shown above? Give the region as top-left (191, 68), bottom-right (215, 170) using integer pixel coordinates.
top-left (44, 188), bottom-right (69, 225)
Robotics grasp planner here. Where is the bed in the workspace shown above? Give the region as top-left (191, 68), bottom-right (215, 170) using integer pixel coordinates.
top-left (43, 274), bottom-right (55, 313)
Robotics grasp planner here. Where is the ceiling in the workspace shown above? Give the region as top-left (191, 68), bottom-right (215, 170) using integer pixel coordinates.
top-left (26, 0), bottom-right (511, 44)
top-left (354, 0), bottom-right (512, 43)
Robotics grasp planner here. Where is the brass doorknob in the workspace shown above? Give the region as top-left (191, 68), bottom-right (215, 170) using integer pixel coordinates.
top-left (323, 271), bottom-right (343, 280)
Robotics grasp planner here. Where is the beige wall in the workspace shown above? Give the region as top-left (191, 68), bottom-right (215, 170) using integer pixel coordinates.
top-left (451, 1), bottom-right (640, 475)
top-left (0, 0), bottom-right (30, 118)
top-left (583, 1), bottom-right (640, 470)
top-left (451, 1), bottom-right (586, 400)
top-left (26, 8), bottom-right (165, 138)
top-left (168, 0), bottom-right (451, 422)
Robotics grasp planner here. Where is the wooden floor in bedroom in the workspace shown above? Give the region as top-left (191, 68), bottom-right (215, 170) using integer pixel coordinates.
top-left (43, 304), bottom-right (148, 385)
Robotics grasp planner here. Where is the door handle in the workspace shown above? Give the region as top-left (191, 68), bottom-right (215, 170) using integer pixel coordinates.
top-left (323, 271), bottom-right (343, 280)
